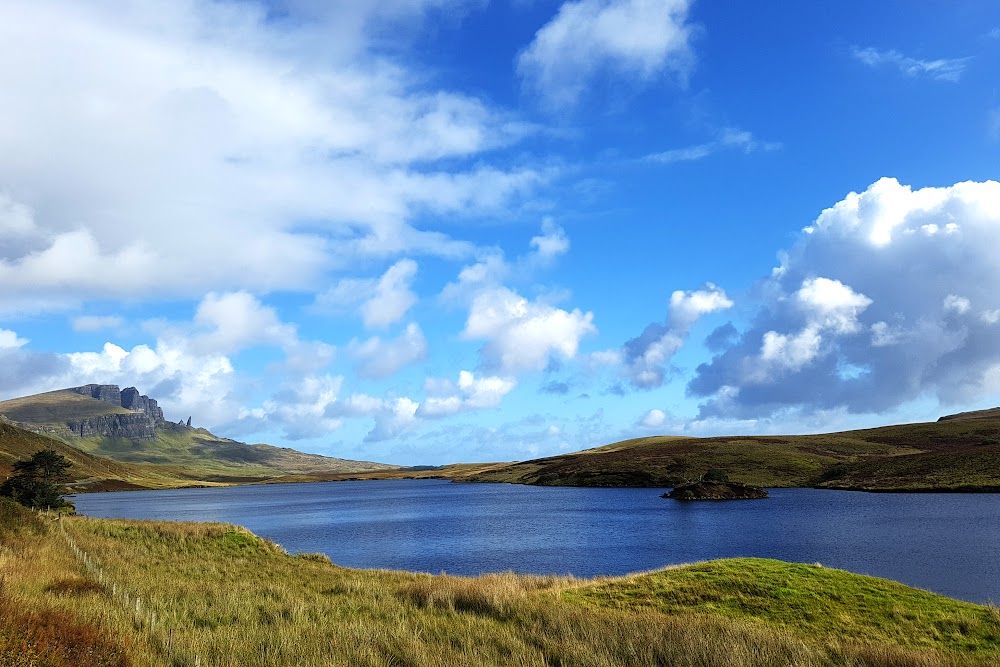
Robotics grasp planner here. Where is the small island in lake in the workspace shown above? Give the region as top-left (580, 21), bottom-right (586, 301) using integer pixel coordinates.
top-left (662, 469), bottom-right (768, 500)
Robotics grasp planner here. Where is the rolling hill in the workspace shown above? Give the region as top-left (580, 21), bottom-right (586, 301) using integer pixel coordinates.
top-left (464, 411), bottom-right (1000, 491)
top-left (0, 385), bottom-right (397, 491)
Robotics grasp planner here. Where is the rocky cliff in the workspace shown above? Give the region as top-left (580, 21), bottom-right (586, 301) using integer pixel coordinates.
top-left (68, 413), bottom-right (158, 441)
top-left (65, 384), bottom-right (166, 440)
top-left (69, 384), bottom-right (165, 423)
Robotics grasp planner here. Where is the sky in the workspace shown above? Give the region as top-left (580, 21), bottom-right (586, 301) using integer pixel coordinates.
top-left (1, 0), bottom-right (999, 466)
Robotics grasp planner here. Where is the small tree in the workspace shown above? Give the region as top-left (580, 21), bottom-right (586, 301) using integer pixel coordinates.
top-left (0, 449), bottom-right (73, 510)
top-left (703, 468), bottom-right (730, 483)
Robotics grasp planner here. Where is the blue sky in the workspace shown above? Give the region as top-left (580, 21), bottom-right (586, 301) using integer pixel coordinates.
top-left (1, 0), bottom-right (999, 465)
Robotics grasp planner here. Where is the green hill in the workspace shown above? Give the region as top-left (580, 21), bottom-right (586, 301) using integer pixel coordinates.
top-left (3, 507), bottom-right (996, 665)
top-left (465, 413), bottom-right (1000, 490)
top-left (0, 386), bottom-right (397, 491)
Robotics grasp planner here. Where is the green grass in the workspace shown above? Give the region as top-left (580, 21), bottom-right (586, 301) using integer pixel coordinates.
top-left (465, 418), bottom-right (1000, 490)
top-left (568, 559), bottom-right (1000, 653)
top-left (0, 507), bottom-right (996, 666)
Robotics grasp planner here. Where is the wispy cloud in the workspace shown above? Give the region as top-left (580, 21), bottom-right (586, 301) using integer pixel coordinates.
top-left (518, 0), bottom-right (696, 109)
top-left (989, 108), bottom-right (1000, 141)
top-left (851, 46), bottom-right (970, 82)
top-left (646, 128), bottom-right (780, 164)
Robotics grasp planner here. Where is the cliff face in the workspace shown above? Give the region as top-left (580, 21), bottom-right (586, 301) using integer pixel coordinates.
top-left (120, 387), bottom-right (165, 423)
top-left (69, 384), bottom-right (164, 423)
top-left (70, 384), bottom-right (122, 405)
top-left (66, 384), bottom-right (166, 440)
top-left (68, 413), bottom-right (157, 441)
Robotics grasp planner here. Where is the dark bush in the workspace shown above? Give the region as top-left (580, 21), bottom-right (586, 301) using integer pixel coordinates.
top-left (703, 469), bottom-right (730, 483)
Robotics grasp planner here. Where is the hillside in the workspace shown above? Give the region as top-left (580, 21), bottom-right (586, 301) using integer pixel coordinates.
top-left (464, 414), bottom-right (1000, 491)
top-left (3, 505), bottom-right (996, 665)
top-left (0, 386), bottom-right (397, 491)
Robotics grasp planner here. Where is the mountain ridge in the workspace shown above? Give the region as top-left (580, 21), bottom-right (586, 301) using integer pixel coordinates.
top-left (0, 385), bottom-right (398, 491)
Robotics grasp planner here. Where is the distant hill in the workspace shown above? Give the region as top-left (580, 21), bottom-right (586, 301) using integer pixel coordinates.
top-left (938, 406), bottom-right (1000, 422)
top-left (0, 385), bottom-right (398, 491)
top-left (463, 417), bottom-right (1000, 491)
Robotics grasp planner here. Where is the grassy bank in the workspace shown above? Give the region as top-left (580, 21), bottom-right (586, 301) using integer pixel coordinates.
top-left (2, 499), bottom-right (998, 666)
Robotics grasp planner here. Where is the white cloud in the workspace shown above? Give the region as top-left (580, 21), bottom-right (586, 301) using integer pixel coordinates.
top-left (0, 1), bottom-right (541, 312)
top-left (943, 294), bottom-right (972, 315)
top-left (237, 374), bottom-right (345, 441)
top-left (530, 218), bottom-right (570, 260)
top-left (646, 127), bottom-right (780, 164)
top-left (639, 408), bottom-right (667, 428)
top-left (419, 370), bottom-right (517, 417)
top-left (372, 397), bottom-right (421, 441)
top-left (193, 291), bottom-right (297, 353)
top-left (691, 178), bottom-right (1000, 418)
top-left (518, 0), bottom-right (695, 108)
top-left (0, 329), bottom-right (28, 349)
top-left (796, 277), bottom-right (872, 334)
top-left (463, 286), bottom-right (596, 373)
top-left (315, 259), bottom-right (419, 328)
top-left (981, 309), bottom-right (1000, 325)
top-left (0, 193), bottom-right (38, 246)
top-left (439, 219), bottom-right (572, 305)
top-left (870, 321), bottom-right (904, 347)
top-left (362, 260), bottom-right (419, 328)
top-left (71, 315), bottom-right (125, 332)
top-left (669, 283), bottom-right (735, 329)
top-left (623, 283), bottom-right (732, 388)
top-left (851, 46), bottom-right (970, 82)
top-left (757, 327), bottom-right (823, 374)
top-left (351, 323), bottom-right (428, 379)
top-left (353, 397), bottom-right (421, 443)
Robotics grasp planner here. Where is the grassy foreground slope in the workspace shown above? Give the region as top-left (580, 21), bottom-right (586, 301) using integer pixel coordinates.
top-left (465, 414), bottom-right (1000, 490)
top-left (2, 501), bottom-right (997, 667)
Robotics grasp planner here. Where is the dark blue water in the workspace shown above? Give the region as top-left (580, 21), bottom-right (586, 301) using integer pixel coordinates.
top-left (73, 480), bottom-right (1000, 603)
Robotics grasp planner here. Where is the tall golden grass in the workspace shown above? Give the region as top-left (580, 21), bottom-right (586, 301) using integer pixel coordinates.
top-left (0, 503), bottom-right (996, 667)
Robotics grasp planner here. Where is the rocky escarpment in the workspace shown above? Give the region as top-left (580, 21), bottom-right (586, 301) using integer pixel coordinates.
top-left (68, 413), bottom-right (157, 441)
top-left (65, 384), bottom-right (167, 440)
top-left (70, 384), bottom-right (165, 423)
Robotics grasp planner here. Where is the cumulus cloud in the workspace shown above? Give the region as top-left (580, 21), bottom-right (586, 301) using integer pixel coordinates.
top-left (362, 260), bottom-right (420, 328)
top-left (0, 1), bottom-right (541, 313)
top-left (0, 328), bottom-right (28, 350)
top-left (943, 294), bottom-right (972, 315)
top-left (322, 370), bottom-right (517, 443)
top-left (192, 291), bottom-right (297, 353)
top-left (419, 370), bottom-right (517, 417)
top-left (463, 287), bottom-right (596, 373)
top-left (232, 374), bottom-right (346, 441)
top-left (851, 46), bottom-right (970, 82)
top-left (315, 259), bottom-right (419, 328)
top-left (351, 323), bottom-right (428, 379)
top-left (639, 408), bottom-right (667, 428)
top-left (623, 283), bottom-right (732, 388)
top-left (690, 177), bottom-right (1000, 418)
top-left (326, 393), bottom-right (421, 443)
top-left (518, 0), bottom-right (695, 108)
top-left (530, 218), bottom-right (570, 261)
